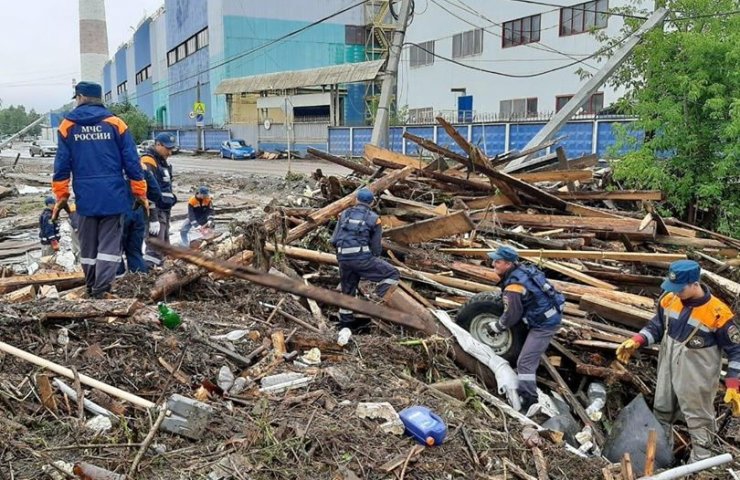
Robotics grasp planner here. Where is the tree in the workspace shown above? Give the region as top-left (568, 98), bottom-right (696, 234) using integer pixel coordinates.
top-left (596, 0), bottom-right (740, 236)
top-left (107, 102), bottom-right (153, 144)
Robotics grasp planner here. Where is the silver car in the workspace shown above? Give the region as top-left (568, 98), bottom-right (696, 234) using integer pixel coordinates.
top-left (29, 140), bottom-right (58, 157)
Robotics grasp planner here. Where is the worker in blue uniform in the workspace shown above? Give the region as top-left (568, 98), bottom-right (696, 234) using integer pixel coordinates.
top-left (486, 245), bottom-right (565, 412)
top-left (330, 188), bottom-right (400, 330)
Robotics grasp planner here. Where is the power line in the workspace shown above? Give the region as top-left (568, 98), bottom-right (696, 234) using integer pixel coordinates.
top-left (403, 31), bottom-right (629, 77)
top-left (124, 0), bottom-right (369, 104)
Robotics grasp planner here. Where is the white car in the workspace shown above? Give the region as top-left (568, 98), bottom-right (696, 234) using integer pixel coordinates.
top-left (29, 140), bottom-right (58, 157)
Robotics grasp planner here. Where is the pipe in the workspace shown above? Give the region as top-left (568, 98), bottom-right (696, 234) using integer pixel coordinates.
top-left (0, 340), bottom-right (155, 409)
top-left (638, 454), bottom-right (733, 480)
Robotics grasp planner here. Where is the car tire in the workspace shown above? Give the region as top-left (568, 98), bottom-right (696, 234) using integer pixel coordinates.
top-left (231, 153), bottom-right (236, 160)
top-left (220, 151), bottom-right (224, 158)
top-left (30, 151), bottom-right (35, 157)
top-left (455, 291), bottom-right (528, 364)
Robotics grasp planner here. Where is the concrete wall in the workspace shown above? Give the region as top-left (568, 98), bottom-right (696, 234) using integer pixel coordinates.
top-left (114, 46), bottom-right (128, 102)
top-left (399, 0), bottom-right (642, 115)
top-left (133, 20), bottom-right (154, 116)
top-left (103, 62), bottom-right (112, 99)
top-left (150, 11), bottom-right (169, 126)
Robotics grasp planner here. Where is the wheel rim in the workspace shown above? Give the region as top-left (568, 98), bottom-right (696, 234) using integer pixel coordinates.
top-left (468, 313), bottom-right (513, 355)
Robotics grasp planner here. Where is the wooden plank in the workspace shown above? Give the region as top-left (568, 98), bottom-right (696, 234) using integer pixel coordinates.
top-left (39, 299), bottom-right (142, 320)
top-left (306, 147), bottom-right (375, 175)
top-left (581, 270), bottom-right (663, 287)
top-left (0, 271), bottom-right (85, 294)
top-left (553, 190), bottom-right (664, 201)
top-left (461, 194), bottom-right (514, 209)
top-left (472, 212), bottom-right (657, 237)
top-left (644, 429), bottom-right (658, 476)
top-left (556, 146), bottom-right (575, 192)
top-left (379, 193), bottom-right (448, 217)
top-left (579, 294), bottom-right (653, 330)
top-left (531, 153), bottom-right (598, 172)
top-left (539, 259), bottom-right (617, 290)
top-left (516, 169), bottom-right (593, 183)
top-left (364, 144), bottom-right (428, 168)
top-left (2, 285), bottom-right (37, 303)
top-left (36, 374), bottom-right (58, 412)
top-left (651, 235), bottom-right (727, 249)
top-left (385, 211), bottom-right (474, 244)
top-left (438, 247), bottom-right (686, 263)
top-left (478, 225), bottom-right (586, 249)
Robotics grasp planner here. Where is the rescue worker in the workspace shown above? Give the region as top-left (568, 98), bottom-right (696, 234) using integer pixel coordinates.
top-left (617, 260), bottom-right (740, 463)
top-left (486, 245), bottom-right (565, 412)
top-left (39, 196), bottom-right (61, 256)
top-left (141, 132), bottom-right (178, 268)
top-left (330, 188), bottom-right (400, 329)
top-left (118, 166), bottom-right (161, 275)
top-left (180, 186), bottom-right (214, 246)
top-left (52, 81), bottom-right (147, 298)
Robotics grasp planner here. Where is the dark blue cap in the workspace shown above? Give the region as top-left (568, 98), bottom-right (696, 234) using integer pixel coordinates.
top-left (197, 186), bottom-right (209, 195)
top-left (487, 245), bottom-right (519, 262)
top-left (45, 196), bottom-right (56, 206)
top-left (356, 188), bottom-right (374, 204)
top-left (155, 133), bottom-right (177, 149)
top-left (72, 81), bottom-right (102, 99)
top-left (661, 260), bottom-right (700, 293)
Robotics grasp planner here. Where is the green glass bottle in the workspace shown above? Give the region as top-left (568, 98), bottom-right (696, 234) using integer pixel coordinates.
top-left (157, 302), bottom-right (182, 330)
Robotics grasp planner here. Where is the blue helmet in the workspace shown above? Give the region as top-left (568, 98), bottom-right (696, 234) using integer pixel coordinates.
top-left (45, 196), bottom-right (56, 206)
top-left (356, 188), bottom-right (374, 204)
top-left (197, 185), bottom-right (209, 196)
top-left (487, 245), bottom-right (519, 263)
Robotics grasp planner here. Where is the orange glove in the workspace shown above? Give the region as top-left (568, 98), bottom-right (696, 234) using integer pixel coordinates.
top-left (51, 195), bottom-right (70, 222)
top-left (50, 239), bottom-right (60, 252)
top-left (616, 335), bottom-right (645, 363)
top-left (725, 379), bottom-right (740, 417)
top-left (132, 195), bottom-right (150, 218)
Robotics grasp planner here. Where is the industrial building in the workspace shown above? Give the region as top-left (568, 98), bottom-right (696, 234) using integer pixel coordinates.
top-left (398, 0), bottom-right (641, 123)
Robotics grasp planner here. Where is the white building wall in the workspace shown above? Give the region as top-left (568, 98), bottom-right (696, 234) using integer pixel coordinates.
top-left (399, 0), bottom-right (643, 117)
top-left (126, 42), bottom-right (137, 102)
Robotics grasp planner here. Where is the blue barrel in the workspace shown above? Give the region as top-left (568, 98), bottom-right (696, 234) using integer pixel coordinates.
top-left (399, 406), bottom-right (447, 446)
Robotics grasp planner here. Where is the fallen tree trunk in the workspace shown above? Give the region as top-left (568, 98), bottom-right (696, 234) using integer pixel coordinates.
top-left (307, 147), bottom-right (375, 175)
top-left (34, 299), bottom-right (142, 321)
top-left (0, 271), bottom-right (85, 295)
top-left (439, 247), bottom-right (686, 263)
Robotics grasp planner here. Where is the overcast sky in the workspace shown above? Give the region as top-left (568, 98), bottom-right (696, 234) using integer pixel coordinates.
top-left (0, 0), bottom-right (163, 113)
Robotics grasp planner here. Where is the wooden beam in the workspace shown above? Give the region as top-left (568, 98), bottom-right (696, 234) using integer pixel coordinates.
top-left (364, 144), bottom-right (428, 168)
top-left (35, 299), bottom-right (142, 320)
top-left (306, 147), bottom-right (375, 175)
top-left (473, 212), bottom-right (660, 237)
top-left (2, 285), bottom-right (37, 303)
top-left (284, 165), bottom-right (414, 244)
top-left (516, 169), bottom-right (593, 183)
top-left (460, 194), bottom-right (514, 209)
top-left (556, 146), bottom-right (575, 192)
top-left (532, 153), bottom-right (598, 172)
top-left (580, 270), bottom-right (663, 287)
top-left (402, 131), bottom-right (471, 164)
top-left (385, 211), bottom-right (474, 244)
top-left (553, 190), bottom-right (664, 201)
top-left (0, 271), bottom-right (85, 294)
top-left (538, 259), bottom-right (617, 290)
top-left (438, 247), bottom-right (686, 263)
top-left (579, 294), bottom-right (653, 330)
top-left (478, 225), bottom-right (587, 249)
top-left (379, 194), bottom-right (448, 217)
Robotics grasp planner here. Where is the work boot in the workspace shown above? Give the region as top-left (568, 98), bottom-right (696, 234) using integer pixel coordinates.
top-left (519, 393), bottom-right (538, 414)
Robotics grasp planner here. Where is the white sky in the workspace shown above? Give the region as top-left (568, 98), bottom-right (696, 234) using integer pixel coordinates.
top-left (0, 0), bottom-right (163, 113)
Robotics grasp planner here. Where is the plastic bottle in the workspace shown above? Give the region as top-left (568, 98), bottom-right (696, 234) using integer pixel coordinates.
top-left (337, 328), bottom-right (352, 346)
top-left (398, 406), bottom-right (447, 446)
top-left (157, 302), bottom-right (182, 330)
top-left (585, 382), bottom-right (606, 421)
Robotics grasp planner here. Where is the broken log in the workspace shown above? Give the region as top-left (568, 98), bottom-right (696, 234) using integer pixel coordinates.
top-left (365, 144), bottom-right (427, 168)
top-left (306, 147), bottom-right (375, 175)
top-left (36, 299), bottom-right (142, 320)
top-left (2, 284), bottom-right (37, 303)
top-left (579, 294), bottom-right (653, 329)
top-left (284, 166), bottom-right (414, 244)
top-left (515, 169), bottom-right (593, 183)
top-left (385, 211), bottom-right (474, 244)
top-left (554, 190), bottom-right (664, 201)
top-left (478, 226), bottom-right (587, 250)
top-left (0, 271), bottom-right (85, 295)
top-left (439, 247), bottom-right (686, 263)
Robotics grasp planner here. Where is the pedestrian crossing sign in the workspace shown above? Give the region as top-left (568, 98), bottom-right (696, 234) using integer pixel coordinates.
top-left (193, 102), bottom-right (206, 115)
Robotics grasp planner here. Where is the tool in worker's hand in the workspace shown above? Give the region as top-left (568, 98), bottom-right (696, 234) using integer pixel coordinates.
top-left (51, 196), bottom-right (70, 222)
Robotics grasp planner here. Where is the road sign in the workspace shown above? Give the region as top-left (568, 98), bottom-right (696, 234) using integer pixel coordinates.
top-left (193, 102), bottom-right (206, 115)
top-left (188, 111), bottom-right (196, 119)
top-left (196, 113), bottom-right (204, 127)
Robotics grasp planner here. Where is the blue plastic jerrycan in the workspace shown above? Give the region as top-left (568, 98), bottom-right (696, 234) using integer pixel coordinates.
top-left (399, 406), bottom-right (447, 446)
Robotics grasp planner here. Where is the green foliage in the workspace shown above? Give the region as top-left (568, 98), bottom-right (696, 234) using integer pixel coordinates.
top-left (107, 102), bottom-right (153, 143)
top-left (0, 104), bottom-right (41, 137)
top-left (593, 0), bottom-right (740, 236)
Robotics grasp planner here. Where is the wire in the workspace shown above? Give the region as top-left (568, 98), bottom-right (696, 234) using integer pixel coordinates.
top-left (403, 30), bottom-right (630, 77)
top-left (124, 0), bottom-right (370, 104)
top-left (433, 0), bottom-right (600, 70)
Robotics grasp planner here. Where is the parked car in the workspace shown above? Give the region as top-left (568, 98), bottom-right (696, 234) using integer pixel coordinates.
top-left (29, 140), bottom-right (57, 157)
top-left (220, 140), bottom-right (255, 160)
top-left (137, 139), bottom-right (155, 155)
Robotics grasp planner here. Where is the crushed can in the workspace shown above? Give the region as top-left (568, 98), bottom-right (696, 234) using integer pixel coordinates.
top-left (399, 406), bottom-right (447, 446)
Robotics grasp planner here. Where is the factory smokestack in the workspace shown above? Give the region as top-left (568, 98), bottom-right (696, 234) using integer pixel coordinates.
top-left (79, 0), bottom-right (109, 85)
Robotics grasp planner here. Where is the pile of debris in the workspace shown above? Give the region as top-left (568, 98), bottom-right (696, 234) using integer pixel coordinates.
top-left (1, 117), bottom-right (739, 479)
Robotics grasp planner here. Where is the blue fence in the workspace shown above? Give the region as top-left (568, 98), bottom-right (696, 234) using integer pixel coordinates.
top-left (328, 118), bottom-right (640, 158)
top-left (152, 128), bottom-right (230, 151)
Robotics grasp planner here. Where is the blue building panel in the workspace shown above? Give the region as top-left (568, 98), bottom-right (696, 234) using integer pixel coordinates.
top-left (114, 47), bottom-right (127, 90)
top-left (133, 20), bottom-right (152, 72)
top-left (178, 130), bottom-right (198, 150)
top-left (404, 127), bottom-right (434, 156)
top-left (204, 130), bottom-right (231, 150)
top-left (328, 128), bottom-right (351, 156)
top-left (135, 79), bottom-right (154, 119)
top-left (435, 125), bottom-right (468, 155)
top-left (344, 83), bottom-right (366, 127)
top-left (509, 123), bottom-right (545, 151)
top-left (103, 62), bottom-right (112, 97)
top-left (553, 122), bottom-right (593, 158)
top-left (389, 127), bottom-right (404, 153)
top-left (351, 128), bottom-right (372, 156)
top-left (597, 121), bottom-right (643, 157)
top-left (165, 0), bottom-right (208, 49)
top-left (168, 48), bottom-right (211, 127)
top-left (471, 124), bottom-right (506, 156)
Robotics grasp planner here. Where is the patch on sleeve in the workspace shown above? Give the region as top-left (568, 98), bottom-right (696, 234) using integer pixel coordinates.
top-left (729, 323), bottom-right (740, 344)
top-left (504, 284), bottom-right (526, 294)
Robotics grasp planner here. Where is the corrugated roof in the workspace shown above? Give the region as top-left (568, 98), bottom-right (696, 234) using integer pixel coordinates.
top-left (214, 60), bottom-right (385, 94)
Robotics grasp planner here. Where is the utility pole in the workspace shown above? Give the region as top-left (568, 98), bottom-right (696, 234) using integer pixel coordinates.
top-left (196, 80), bottom-right (203, 153)
top-left (504, 7), bottom-right (669, 172)
top-left (370, 0), bottom-right (413, 148)
top-left (285, 95), bottom-right (293, 173)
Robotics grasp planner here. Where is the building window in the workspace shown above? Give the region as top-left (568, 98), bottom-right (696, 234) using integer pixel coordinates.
top-left (116, 81), bottom-right (128, 95)
top-left (409, 107), bottom-right (434, 124)
top-left (135, 65), bottom-right (152, 85)
top-left (167, 50), bottom-right (177, 66)
top-left (499, 98), bottom-right (538, 118)
top-left (196, 28), bottom-right (209, 49)
top-left (176, 44), bottom-right (187, 61)
top-left (503, 14), bottom-right (541, 48)
top-left (452, 29), bottom-right (483, 58)
top-left (345, 25), bottom-right (365, 45)
top-left (186, 36), bottom-right (197, 55)
top-left (560, 0), bottom-right (608, 36)
top-left (104, 91), bottom-right (112, 102)
top-left (410, 41), bottom-right (435, 68)
top-left (555, 92), bottom-right (604, 113)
